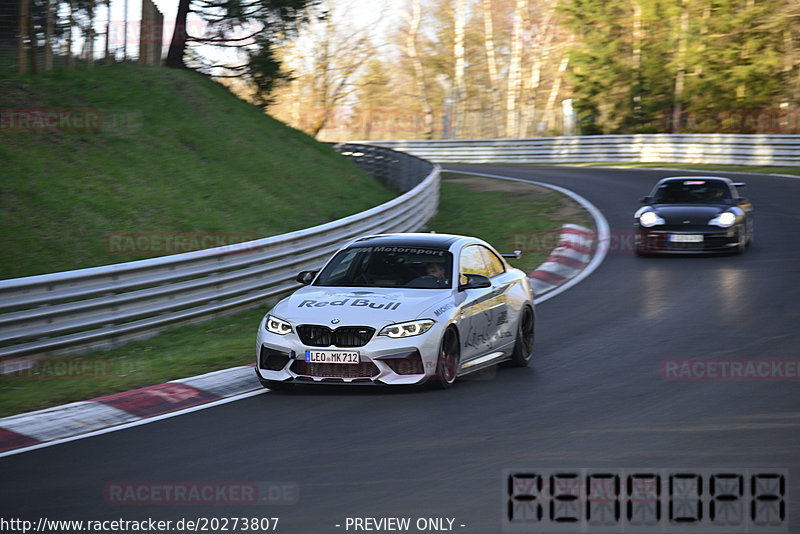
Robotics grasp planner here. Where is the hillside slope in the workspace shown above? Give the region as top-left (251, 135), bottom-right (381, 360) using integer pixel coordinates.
top-left (0, 64), bottom-right (395, 279)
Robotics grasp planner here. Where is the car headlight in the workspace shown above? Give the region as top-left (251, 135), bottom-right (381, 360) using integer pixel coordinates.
top-left (709, 211), bottom-right (736, 228)
top-left (265, 315), bottom-right (292, 335)
top-left (379, 319), bottom-right (435, 338)
top-left (639, 211), bottom-right (664, 228)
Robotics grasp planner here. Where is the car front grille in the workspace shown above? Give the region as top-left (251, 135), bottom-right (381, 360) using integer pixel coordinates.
top-left (296, 325), bottom-right (375, 347)
top-left (290, 360), bottom-right (380, 379)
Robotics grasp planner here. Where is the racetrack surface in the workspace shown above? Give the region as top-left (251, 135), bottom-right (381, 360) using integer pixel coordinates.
top-left (1, 165), bottom-right (799, 532)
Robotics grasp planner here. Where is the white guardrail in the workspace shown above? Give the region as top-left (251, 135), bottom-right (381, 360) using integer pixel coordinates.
top-left (0, 144), bottom-right (440, 360)
top-left (361, 134), bottom-right (800, 166)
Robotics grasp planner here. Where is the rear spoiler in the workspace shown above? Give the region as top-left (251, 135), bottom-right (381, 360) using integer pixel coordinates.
top-left (501, 250), bottom-right (522, 260)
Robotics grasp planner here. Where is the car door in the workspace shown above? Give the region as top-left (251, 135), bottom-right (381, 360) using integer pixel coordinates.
top-left (457, 244), bottom-right (508, 363)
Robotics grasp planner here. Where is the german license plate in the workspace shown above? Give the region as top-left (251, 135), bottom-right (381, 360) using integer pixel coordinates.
top-left (304, 350), bottom-right (360, 364)
top-left (669, 234), bottom-right (703, 243)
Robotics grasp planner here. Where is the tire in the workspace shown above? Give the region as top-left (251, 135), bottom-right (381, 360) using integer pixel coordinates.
top-left (736, 225), bottom-right (747, 254)
top-left (432, 327), bottom-right (460, 389)
top-left (509, 305), bottom-right (535, 367)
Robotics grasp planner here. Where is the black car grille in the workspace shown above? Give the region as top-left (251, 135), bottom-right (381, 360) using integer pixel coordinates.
top-left (260, 347), bottom-right (291, 371)
top-left (291, 360), bottom-right (380, 379)
top-left (382, 350), bottom-right (424, 375)
top-left (296, 325), bottom-right (375, 347)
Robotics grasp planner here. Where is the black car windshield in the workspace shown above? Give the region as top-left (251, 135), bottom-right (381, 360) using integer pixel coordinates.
top-left (652, 180), bottom-right (733, 204)
top-left (314, 246), bottom-right (453, 289)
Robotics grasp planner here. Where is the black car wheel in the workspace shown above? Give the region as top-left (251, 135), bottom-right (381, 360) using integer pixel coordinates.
top-left (433, 327), bottom-right (460, 389)
top-left (509, 305), bottom-right (535, 367)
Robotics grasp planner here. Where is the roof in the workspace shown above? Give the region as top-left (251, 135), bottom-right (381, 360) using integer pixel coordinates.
top-left (659, 176), bottom-right (735, 184)
top-left (348, 233), bottom-right (466, 250)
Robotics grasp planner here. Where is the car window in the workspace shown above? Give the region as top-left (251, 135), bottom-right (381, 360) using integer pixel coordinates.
top-left (653, 180), bottom-right (733, 204)
top-left (480, 246), bottom-right (506, 278)
top-left (314, 246), bottom-right (453, 289)
top-left (459, 244), bottom-right (489, 285)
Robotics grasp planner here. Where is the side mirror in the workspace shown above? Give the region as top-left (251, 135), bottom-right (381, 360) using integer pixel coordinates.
top-left (296, 270), bottom-right (318, 285)
top-left (640, 196), bottom-right (652, 204)
top-left (458, 273), bottom-right (491, 292)
top-left (733, 182), bottom-right (746, 188)
top-left (737, 197), bottom-right (749, 205)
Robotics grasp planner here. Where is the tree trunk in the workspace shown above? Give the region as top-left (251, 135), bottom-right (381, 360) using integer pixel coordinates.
top-left (542, 55), bottom-right (568, 133)
top-left (505, 0), bottom-right (526, 137)
top-left (453, 0), bottom-right (466, 137)
top-left (631, 0), bottom-right (643, 121)
top-left (165, 0), bottom-right (191, 68)
top-left (521, 1), bottom-right (555, 138)
top-left (45, 0), bottom-right (53, 71)
top-left (86, 0), bottom-right (94, 68)
top-left (18, 0), bottom-right (27, 74)
top-left (26, 0), bottom-right (38, 74)
top-left (406, 0), bottom-right (434, 139)
top-left (672, 0), bottom-right (690, 132)
top-left (482, 0), bottom-right (501, 138)
top-left (67, 0), bottom-right (74, 69)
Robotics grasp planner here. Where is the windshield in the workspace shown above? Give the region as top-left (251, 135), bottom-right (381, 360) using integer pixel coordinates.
top-left (314, 246), bottom-right (453, 289)
top-left (652, 180), bottom-right (733, 204)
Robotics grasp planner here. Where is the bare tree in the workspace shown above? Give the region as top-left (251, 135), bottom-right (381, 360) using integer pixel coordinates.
top-left (672, 0), bottom-right (690, 132)
top-left (453, 0), bottom-right (467, 136)
top-left (481, 0), bottom-right (501, 137)
top-left (505, 0), bottom-right (527, 137)
top-left (397, 0), bottom-right (435, 139)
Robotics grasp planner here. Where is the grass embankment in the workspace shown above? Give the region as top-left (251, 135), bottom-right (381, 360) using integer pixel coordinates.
top-left (0, 63), bottom-right (396, 279)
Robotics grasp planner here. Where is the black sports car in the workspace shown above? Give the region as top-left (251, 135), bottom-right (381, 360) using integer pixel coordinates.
top-left (635, 176), bottom-right (754, 254)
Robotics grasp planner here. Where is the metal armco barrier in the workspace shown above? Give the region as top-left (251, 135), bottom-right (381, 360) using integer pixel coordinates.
top-left (0, 144), bottom-right (439, 360)
top-left (362, 134), bottom-right (800, 166)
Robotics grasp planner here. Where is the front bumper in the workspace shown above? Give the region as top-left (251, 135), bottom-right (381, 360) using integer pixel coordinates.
top-left (255, 318), bottom-right (442, 386)
top-left (635, 226), bottom-right (740, 254)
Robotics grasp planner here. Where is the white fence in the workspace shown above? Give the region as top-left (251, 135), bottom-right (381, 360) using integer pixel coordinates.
top-left (363, 134), bottom-right (800, 166)
top-left (0, 144), bottom-right (439, 360)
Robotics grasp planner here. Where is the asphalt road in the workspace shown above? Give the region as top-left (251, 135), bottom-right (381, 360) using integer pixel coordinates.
top-left (1, 165), bottom-right (799, 533)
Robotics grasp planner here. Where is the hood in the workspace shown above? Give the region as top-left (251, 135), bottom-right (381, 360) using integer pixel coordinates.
top-left (651, 204), bottom-right (725, 225)
top-left (272, 286), bottom-right (452, 328)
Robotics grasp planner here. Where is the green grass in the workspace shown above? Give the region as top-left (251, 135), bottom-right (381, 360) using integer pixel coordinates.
top-left (428, 173), bottom-right (593, 274)
top-left (0, 63), bottom-right (395, 279)
top-left (0, 173), bottom-right (593, 417)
